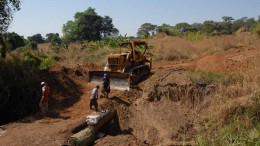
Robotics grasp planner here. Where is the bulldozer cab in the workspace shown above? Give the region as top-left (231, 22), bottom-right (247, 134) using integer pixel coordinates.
top-left (119, 41), bottom-right (148, 63)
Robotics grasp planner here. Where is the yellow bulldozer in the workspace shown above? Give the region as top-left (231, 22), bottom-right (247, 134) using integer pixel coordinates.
top-left (89, 41), bottom-right (152, 90)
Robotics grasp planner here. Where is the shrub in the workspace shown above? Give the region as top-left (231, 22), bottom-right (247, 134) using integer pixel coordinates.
top-left (26, 41), bottom-right (38, 50)
top-left (0, 54), bottom-right (40, 125)
top-left (183, 32), bottom-right (207, 41)
top-left (2, 32), bottom-right (25, 51)
top-left (39, 57), bottom-right (55, 70)
top-left (23, 51), bottom-right (41, 68)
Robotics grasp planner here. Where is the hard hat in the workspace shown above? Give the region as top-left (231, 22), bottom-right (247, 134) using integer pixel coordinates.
top-left (41, 82), bottom-right (45, 86)
top-left (103, 74), bottom-right (107, 78)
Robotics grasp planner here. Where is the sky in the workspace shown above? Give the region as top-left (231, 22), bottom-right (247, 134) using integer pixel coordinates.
top-left (8, 0), bottom-right (260, 38)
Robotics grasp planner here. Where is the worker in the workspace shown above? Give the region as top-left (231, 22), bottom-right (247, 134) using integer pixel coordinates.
top-left (102, 74), bottom-right (110, 98)
top-left (40, 82), bottom-right (49, 116)
top-left (90, 85), bottom-right (99, 111)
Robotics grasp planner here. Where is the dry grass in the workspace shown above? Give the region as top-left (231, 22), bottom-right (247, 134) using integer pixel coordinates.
top-left (195, 58), bottom-right (260, 145)
top-left (147, 34), bottom-right (260, 61)
top-left (37, 33), bottom-right (260, 68)
top-left (56, 43), bottom-right (114, 68)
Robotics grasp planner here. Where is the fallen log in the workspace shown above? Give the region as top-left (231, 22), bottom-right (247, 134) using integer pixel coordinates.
top-left (63, 109), bottom-right (117, 146)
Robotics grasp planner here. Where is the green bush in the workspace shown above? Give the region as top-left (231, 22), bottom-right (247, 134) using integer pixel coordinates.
top-left (26, 40), bottom-right (38, 50)
top-left (84, 36), bottom-right (130, 50)
top-left (39, 57), bottom-right (55, 70)
top-left (23, 51), bottom-right (41, 68)
top-left (22, 50), bottom-right (56, 70)
top-left (183, 32), bottom-right (207, 41)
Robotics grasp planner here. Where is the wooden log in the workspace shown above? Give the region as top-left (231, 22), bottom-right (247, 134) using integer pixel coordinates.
top-left (63, 110), bottom-right (117, 146)
top-left (89, 109), bottom-right (117, 132)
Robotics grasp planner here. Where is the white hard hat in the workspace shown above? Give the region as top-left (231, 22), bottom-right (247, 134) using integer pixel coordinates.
top-left (41, 82), bottom-right (45, 86)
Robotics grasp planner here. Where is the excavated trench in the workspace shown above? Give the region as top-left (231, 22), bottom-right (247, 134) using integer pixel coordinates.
top-left (96, 69), bottom-right (215, 145)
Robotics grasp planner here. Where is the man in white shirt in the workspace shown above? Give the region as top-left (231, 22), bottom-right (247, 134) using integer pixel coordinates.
top-left (90, 85), bottom-right (99, 111)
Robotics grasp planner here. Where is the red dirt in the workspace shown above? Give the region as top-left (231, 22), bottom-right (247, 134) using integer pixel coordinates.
top-left (0, 42), bottom-right (260, 146)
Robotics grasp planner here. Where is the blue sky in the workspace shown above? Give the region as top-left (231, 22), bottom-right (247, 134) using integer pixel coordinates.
top-left (8, 0), bottom-right (260, 38)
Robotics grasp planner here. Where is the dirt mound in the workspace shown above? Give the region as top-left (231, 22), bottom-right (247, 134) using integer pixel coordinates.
top-left (142, 69), bottom-right (214, 106)
top-left (38, 64), bottom-right (93, 112)
top-left (123, 69), bottom-right (215, 145)
top-left (194, 46), bottom-right (259, 73)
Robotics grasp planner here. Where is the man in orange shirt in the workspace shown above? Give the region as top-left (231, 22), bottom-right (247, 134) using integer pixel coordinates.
top-left (40, 82), bottom-right (49, 116)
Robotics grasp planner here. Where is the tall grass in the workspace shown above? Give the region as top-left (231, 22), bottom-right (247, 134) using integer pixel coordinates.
top-left (187, 71), bottom-right (243, 85)
top-left (57, 44), bottom-right (114, 67)
top-left (253, 21), bottom-right (260, 38)
top-left (147, 34), bottom-right (260, 61)
top-left (196, 92), bottom-right (260, 146)
top-left (195, 59), bottom-right (260, 145)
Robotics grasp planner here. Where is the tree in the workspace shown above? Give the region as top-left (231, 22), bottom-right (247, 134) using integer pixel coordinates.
top-left (0, 0), bottom-right (21, 58)
top-left (157, 23), bottom-right (171, 35)
top-left (46, 33), bottom-right (60, 43)
top-left (110, 28), bottom-right (119, 37)
top-left (245, 18), bottom-right (256, 30)
top-left (0, 34), bottom-right (6, 58)
top-left (222, 16), bottom-right (234, 23)
top-left (137, 23), bottom-right (157, 38)
top-left (175, 22), bottom-right (191, 32)
top-left (2, 32), bottom-right (25, 51)
top-left (0, 0), bottom-right (21, 33)
top-left (62, 21), bottom-right (77, 43)
top-left (232, 18), bottom-right (246, 32)
top-left (191, 23), bottom-right (203, 31)
top-left (220, 16), bottom-right (234, 34)
top-left (101, 16), bottom-right (117, 37)
top-left (137, 29), bottom-right (150, 38)
top-left (202, 20), bottom-right (218, 35)
top-left (28, 34), bottom-right (44, 44)
top-left (62, 7), bottom-right (118, 42)
top-left (26, 41), bottom-right (37, 50)
top-left (51, 35), bottom-right (61, 47)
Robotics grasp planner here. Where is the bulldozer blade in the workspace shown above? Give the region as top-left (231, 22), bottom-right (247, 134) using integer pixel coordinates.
top-left (89, 71), bottom-right (130, 91)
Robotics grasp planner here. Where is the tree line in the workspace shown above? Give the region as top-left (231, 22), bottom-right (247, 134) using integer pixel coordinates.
top-left (0, 6), bottom-right (118, 57)
top-left (1, 1), bottom-right (260, 58)
top-left (137, 16), bottom-right (260, 38)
